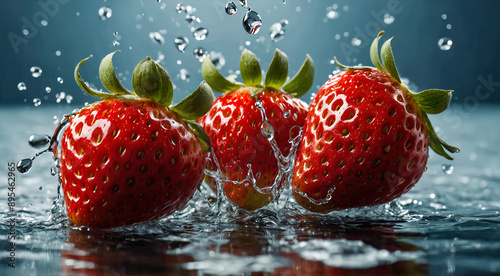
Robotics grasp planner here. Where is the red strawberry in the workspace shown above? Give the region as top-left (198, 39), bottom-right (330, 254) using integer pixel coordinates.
top-left (292, 31), bottom-right (459, 212)
top-left (58, 51), bottom-right (214, 227)
top-left (198, 49), bottom-right (314, 210)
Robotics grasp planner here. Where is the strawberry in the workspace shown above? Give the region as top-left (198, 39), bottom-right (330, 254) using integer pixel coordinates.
top-left (58, 51), bottom-right (214, 227)
top-left (198, 49), bottom-right (314, 210)
top-left (292, 31), bottom-right (459, 212)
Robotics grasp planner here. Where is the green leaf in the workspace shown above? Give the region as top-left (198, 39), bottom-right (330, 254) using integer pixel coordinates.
top-left (264, 49), bottom-right (289, 89)
top-left (240, 49), bottom-right (262, 87)
top-left (99, 51), bottom-right (132, 95)
top-left (422, 113), bottom-right (459, 160)
top-left (370, 31), bottom-right (385, 71)
top-left (132, 57), bottom-right (173, 106)
top-left (411, 89), bottom-right (453, 114)
top-left (380, 37), bottom-right (401, 83)
top-left (171, 81), bottom-right (215, 121)
top-left (74, 57), bottom-right (113, 99)
top-left (283, 54), bottom-right (314, 98)
top-left (201, 55), bottom-right (243, 93)
top-left (186, 121), bottom-right (211, 152)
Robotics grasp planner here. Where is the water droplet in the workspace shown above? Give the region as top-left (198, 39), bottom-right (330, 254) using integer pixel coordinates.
top-left (45, 87), bottom-right (51, 93)
top-left (23, 29), bottom-right (29, 36)
top-left (177, 69), bottom-right (190, 82)
top-left (33, 98), bottom-right (42, 107)
top-left (66, 95), bottom-right (73, 104)
top-left (174, 36), bottom-right (189, 53)
top-left (334, 34), bottom-right (341, 40)
top-left (18, 82), bottom-right (27, 91)
top-left (269, 19), bottom-right (288, 42)
top-left (98, 6), bottom-right (112, 20)
top-left (383, 13), bottom-right (395, 24)
top-left (57, 77), bottom-right (63, 84)
top-left (351, 37), bottom-right (362, 47)
top-left (17, 158), bottom-right (33, 174)
top-left (441, 164), bottom-right (454, 175)
top-left (185, 5), bottom-right (196, 15)
top-left (29, 134), bottom-right (51, 148)
top-left (225, 2), bottom-right (237, 15)
top-left (55, 50), bottom-right (61, 56)
top-left (239, 0), bottom-right (247, 7)
top-left (112, 40), bottom-right (120, 46)
top-left (149, 32), bottom-right (165, 44)
top-left (438, 37), bottom-right (453, 51)
top-left (175, 3), bottom-right (185, 13)
top-left (185, 14), bottom-right (200, 24)
top-left (41, 20), bottom-right (48, 26)
top-left (441, 14), bottom-right (447, 20)
top-left (261, 120), bottom-right (275, 140)
top-left (53, 116), bottom-right (59, 124)
top-left (243, 10), bottom-right (262, 34)
top-left (157, 0), bottom-right (161, 3)
top-left (210, 51), bottom-right (226, 70)
top-left (30, 66), bottom-right (42, 78)
top-left (446, 24), bottom-right (452, 30)
top-left (76, 12), bottom-right (80, 16)
top-left (283, 110), bottom-right (291, 118)
top-left (50, 166), bottom-right (58, 176)
top-left (326, 10), bottom-right (339, 20)
top-left (193, 47), bottom-right (207, 62)
top-left (193, 27), bottom-right (209, 41)
top-left (39, 186), bottom-right (43, 190)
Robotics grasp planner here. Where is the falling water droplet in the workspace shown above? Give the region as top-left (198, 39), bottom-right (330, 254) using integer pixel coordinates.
top-left (149, 32), bottom-right (165, 44)
top-left (269, 19), bottom-right (288, 42)
top-left (39, 186), bottom-right (43, 190)
top-left (176, 3), bottom-right (185, 14)
top-left (17, 158), bottom-right (33, 174)
top-left (55, 50), bottom-right (61, 56)
top-left (29, 134), bottom-right (51, 148)
top-left (193, 47), bottom-right (207, 62)
top-left (45, 87), bottom-right (51, 93)
top-left (177, 69), bottom-right (190, 82)
top-left (112, 40), bottom-right (120, 46)
top-left (239, 0), bottom-right (247, 7)
top-left (98, 6), bottom-right (112, 20)
top-left (326, 10), bottom-right (339, 20)
top-left (243, 10), bottom-right (262, 34)
top-left (50, 166), bottom-right (58, 176)
top-left (30, 66), bottom-right (42, 78)
top-left (193, 27), bottom-right (209, 41)
top-left (210, 51), bottom-right (226, 70)
top-left (57, 77), bottom-right (63, 84)
top-left (438, 37), bottom-right (453, 51)
top-left (66, 95), bottom-right (73, 104)
top-left (174, 36), bottom-right (189, 53)
top-left (33, 98), bottom-right (42, 107)
top-left (18, 82), bottom-right (27, 91)
top-left (185, 14), bottom-right (200, 24)
top-left (351, 37), bottom-right (362, 46)
top-left (225, 2), bottom-right (237, 15)
top-left (441, 164), bottom-right (454, 175)
top-left (383, 13), bottom-right (395, 24)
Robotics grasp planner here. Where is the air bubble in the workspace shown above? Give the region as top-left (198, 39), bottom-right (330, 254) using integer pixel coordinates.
top-left (438, 37), bottom-right (453, 51)
top-left (225, 2), bottom-right (237, 15)
top-left (243, 10), bottom-right (262, 34)
top-left (174, 36), bottom-right (189, 53)
top-left (441, 164), bottom-right (454, 175)
top-left (30, 66), bottom-right (42, 78)
top-left (98, 6), bottom-right (112, 20)
top-left (18, 82), bottom-right (27, 91)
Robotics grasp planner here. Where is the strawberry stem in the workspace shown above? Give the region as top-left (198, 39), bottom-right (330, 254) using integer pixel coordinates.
top-left (132, 56), bottom-right (174, 106)
top-left (74, 58), bottom-right (115, 99)
top-left (99, 51), bottom-right (133, 95)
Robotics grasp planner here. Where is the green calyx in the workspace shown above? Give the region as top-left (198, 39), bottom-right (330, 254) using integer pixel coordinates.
top-left (335, 31), bottom-right (459, 160)
top-left (201, 48), bottom-right (314, 98)
top-left (74, 51), bottom-right (214, 152)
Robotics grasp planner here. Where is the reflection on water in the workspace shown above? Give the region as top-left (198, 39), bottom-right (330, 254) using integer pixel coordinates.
top-left (1, 105), bottom-right (500, 275)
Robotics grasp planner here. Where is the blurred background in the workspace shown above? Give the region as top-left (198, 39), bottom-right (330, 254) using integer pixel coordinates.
top-left (1, 0), bottom-right (499, 107)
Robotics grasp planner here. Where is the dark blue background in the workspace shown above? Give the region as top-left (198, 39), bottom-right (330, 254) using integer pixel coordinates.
top-left (1, 0), bottom-right (499, 106)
